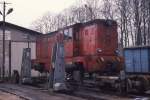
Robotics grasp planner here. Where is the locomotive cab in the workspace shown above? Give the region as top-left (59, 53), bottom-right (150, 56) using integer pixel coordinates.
top-left (64, 20), bottom-right (124, 92)
top-left (71, 19), bottom-right (124, 75)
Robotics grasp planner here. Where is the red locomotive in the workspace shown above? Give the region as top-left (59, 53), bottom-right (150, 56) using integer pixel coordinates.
top-left (31, 19), bottom-right (150, 93)
top-left (32, 19), bottom-right (124, 91)
top-left (32, 19), bottom-right (123, 74)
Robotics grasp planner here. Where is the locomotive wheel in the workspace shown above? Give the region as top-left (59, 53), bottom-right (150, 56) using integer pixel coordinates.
top-left (126, 78), bottom-right (132, 93)
top-left (65, 71), bottom-right (79, 92)
top-left (117, 80), bottom-right (126, 94)
top-left (65, 80), bottom-right (79, 92)
top-left (75, 63), bottom-right (84, 84)
top-left (65, 62), bottom-right (84, 92)
top-left (136, 77), bottom-right (149, 93)
top-left (127, 76), bottom-right (149, 93)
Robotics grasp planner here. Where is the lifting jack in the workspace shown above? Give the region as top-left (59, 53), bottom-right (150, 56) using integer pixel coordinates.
top-left (48, 43), bottom-right (67, 91)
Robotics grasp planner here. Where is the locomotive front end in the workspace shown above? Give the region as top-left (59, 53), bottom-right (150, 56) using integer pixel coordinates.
top-left (85, 55), bottom-right (124, 74)
top-left (80, 20), bottom-right (124, 74)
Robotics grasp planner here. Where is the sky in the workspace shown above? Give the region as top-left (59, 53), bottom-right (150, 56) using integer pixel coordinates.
top-left (0, 0), bottom-right (76, 28)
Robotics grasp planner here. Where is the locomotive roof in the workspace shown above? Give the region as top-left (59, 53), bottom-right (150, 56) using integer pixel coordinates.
top-left (82, 19), bottom-right (117, 26)
top-left (43, 23), bottom-right (81, 37)
top-left (43, 19), bottom-right (117, 37)
top-left (44, 30), bottom-right (58, 36)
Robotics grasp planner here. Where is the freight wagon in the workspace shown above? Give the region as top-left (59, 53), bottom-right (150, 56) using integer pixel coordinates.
top-left (124, 46), bottom-right (150, 92)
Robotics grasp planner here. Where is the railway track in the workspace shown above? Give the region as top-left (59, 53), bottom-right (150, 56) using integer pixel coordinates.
top-left (25, 83), bottom-right (150, 100)
top-left (63, 80), bottom-right (150, 100)
top-left (31, 81), bottom-right (150, 100)
top-left (0, 83), bottom-right (85, 100)
top-left (0, 83), bottom-right (149, 100)
top-left (75, 84), bottom-right (150, 100)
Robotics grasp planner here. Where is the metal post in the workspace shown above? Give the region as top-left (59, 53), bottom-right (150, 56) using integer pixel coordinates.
top-left (0, 2), bottom-right (13, 80)
top-left (27, 35), bottom-right (30, 49)
top-left (8, 40), bottom-right (11, 79)
top-left (2, 1), bottom-right (6, 80)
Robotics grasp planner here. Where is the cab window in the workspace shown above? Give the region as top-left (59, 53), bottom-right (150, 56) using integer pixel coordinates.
top-left (64, 28), bottom-right (73, 40)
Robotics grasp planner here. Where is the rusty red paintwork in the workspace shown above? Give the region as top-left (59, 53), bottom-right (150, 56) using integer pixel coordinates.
top-left (32, 19), bottom-right (123, 73)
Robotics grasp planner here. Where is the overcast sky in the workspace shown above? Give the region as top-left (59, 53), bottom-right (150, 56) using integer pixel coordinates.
top-left (0, 0), bottom-right (76, 28)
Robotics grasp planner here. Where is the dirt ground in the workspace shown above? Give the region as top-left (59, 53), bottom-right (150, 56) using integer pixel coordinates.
top-left (0, 91), bottom-right (24, 100)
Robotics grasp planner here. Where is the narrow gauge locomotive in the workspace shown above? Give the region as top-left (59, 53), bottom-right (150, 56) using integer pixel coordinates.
top-left (32, 19), bottom-right (124, 91)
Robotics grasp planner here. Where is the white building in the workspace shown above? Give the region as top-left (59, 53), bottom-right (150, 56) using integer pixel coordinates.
top-left (0, 21), bottom-right (41, 78)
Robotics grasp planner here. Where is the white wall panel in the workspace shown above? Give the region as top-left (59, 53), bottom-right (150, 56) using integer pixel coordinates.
top-left (11, 42), bottom-right (36, 75)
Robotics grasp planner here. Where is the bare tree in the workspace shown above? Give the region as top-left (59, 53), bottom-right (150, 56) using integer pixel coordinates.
top-left (101, 0), bottom-right (115, 20)
top-left (30, 0), bottom-right (150, 48)
top-left (30, 18), bottom-right (44, 33)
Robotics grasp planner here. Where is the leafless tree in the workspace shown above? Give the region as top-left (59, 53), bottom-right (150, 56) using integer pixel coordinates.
top-left (30, 0), bottom-right (150, 48)
top-left (30, 18), bottom-right (44, 33)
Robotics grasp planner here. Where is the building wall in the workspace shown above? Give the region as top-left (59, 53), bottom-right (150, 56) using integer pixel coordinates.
top-left (11, 42), bottom-right (36, 75)
top-left (0, 27), bottom-right (38, 77)
top-left (0, 40), bottom-right (10, 78)
top-left (8, 28), bottom-right (37, 42)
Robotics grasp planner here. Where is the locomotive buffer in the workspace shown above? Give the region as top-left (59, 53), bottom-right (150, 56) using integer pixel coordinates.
top-left (49, 43), bottom-right (67, 91)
